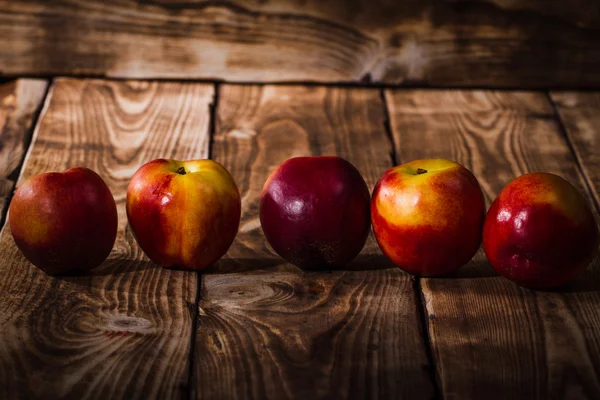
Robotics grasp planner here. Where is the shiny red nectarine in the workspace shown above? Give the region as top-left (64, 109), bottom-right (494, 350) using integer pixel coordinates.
top-left (483, 172), bottom-right (599, 288)
top-left (9, 167), bottom-right (118, 275)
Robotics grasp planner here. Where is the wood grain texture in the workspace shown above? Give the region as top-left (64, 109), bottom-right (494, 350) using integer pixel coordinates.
top-left (0, 79), bottom-right (48, 220)
top-left (385, 90), bottom-right (600, 399)
top-left (551, 92), bottom-right (600, 210)
top-left (2, 1), bottom-right (600, 87)
top-left (193, 85), bottom-right (434, 399)
top-left (0, 79), bottom-right (213, 399)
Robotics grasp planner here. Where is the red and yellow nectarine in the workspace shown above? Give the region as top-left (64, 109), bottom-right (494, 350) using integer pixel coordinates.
top-left (371, 158), bottom-right (485, 276)
top-left (126, 159), bottom-right (241, 270)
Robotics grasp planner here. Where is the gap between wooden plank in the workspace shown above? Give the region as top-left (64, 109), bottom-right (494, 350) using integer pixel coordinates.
top-left (0, 79), bottom-right (50, 229)
top-left (380, 88), bottom-right (443, 400)
top-left (546, 92), bottom-right (600, 214)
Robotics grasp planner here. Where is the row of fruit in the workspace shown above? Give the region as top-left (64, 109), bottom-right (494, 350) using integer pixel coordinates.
top-left (8, 156), bottom-right (599, 289)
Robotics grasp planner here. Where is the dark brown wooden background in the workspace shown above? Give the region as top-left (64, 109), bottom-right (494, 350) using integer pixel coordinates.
top-left (2, 0), bottom-right (600, 87)
top-left (2, 1), bottom-right (600, 398)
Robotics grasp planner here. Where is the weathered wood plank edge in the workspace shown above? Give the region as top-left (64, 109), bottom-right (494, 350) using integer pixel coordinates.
top-left (547, 92), bottom-right (600, 213)
top-left (188, 268), bottom-right (202, 400)
top-left (0, 78), bottom-right (51, 230)
top-left (8, 76), bottom-right (600, 92)
top-left (380, 88), bottom-right (443, 399)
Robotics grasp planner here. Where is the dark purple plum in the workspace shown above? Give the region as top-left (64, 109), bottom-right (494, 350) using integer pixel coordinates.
top-left (259, 156), bottom-right (371, 269)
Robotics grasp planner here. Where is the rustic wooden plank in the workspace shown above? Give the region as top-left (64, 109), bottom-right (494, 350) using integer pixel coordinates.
top-left (385, 90), bottom-right (600, 399)
top-left (193, 85), bottom-right (434, 399)
top-left (0, 79), bottom-right (48, 221)
top-left (550, 92), bottom-right (600, 209)
top-left (0, 79), bottom-right (213, 399)
top-left (1, 1), bottom-right (600, 87)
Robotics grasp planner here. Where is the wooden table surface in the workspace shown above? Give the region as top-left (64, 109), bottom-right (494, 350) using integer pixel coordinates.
top-left (0, 78), bottom-right (599, 399)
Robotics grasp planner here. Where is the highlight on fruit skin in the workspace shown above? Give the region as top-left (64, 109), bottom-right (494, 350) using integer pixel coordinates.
top-left (483, 172), bottom-right (600, 289)
top-left (371, 158), bottom-right (486, 277)
top-left (9, 167), bottom-right (118, 275)
top-left (126, 158), bottom-right (241, 271)
top-left (259, 155), bottom-right (371, 270)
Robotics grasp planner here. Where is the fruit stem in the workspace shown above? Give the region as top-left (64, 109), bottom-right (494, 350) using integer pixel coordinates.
top-left (416, 168), bottom-right (427, 175)
top-left (176, 167), bottom-right (187, 175)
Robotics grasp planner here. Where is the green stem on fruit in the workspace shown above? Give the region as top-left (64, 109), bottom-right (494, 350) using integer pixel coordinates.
top-left (176, 167), bottom-right (187, 175)
top-left (416, 168), bottom-right (427, 175)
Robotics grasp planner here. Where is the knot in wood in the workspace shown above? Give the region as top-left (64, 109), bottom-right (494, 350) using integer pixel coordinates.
top-left (107, 316), bottom-right (152, 332)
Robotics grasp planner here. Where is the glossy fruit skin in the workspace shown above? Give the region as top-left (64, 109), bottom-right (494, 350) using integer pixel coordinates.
top-left (126, 159), bottom-right (241, 270)
top-left (9, 167), bottom-right (118, 275)
top-left (371, 158), bottom-right (485, 276)
top-left (483, 172), bottom-right (599, 288)
top-left (259, 156), bottom-right (371, 269)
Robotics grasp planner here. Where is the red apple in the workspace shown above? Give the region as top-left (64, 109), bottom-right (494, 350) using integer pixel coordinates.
top-left (9, 167), bottom-right (118, 275)
top-left (371, 159), bottom-right (485, 276)
top-left (483, 172), bottom-right (599, 288)
top-left (126, 159), bottom-right (241, 270)
top-left (259, 156), bottom-right (370, 269)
